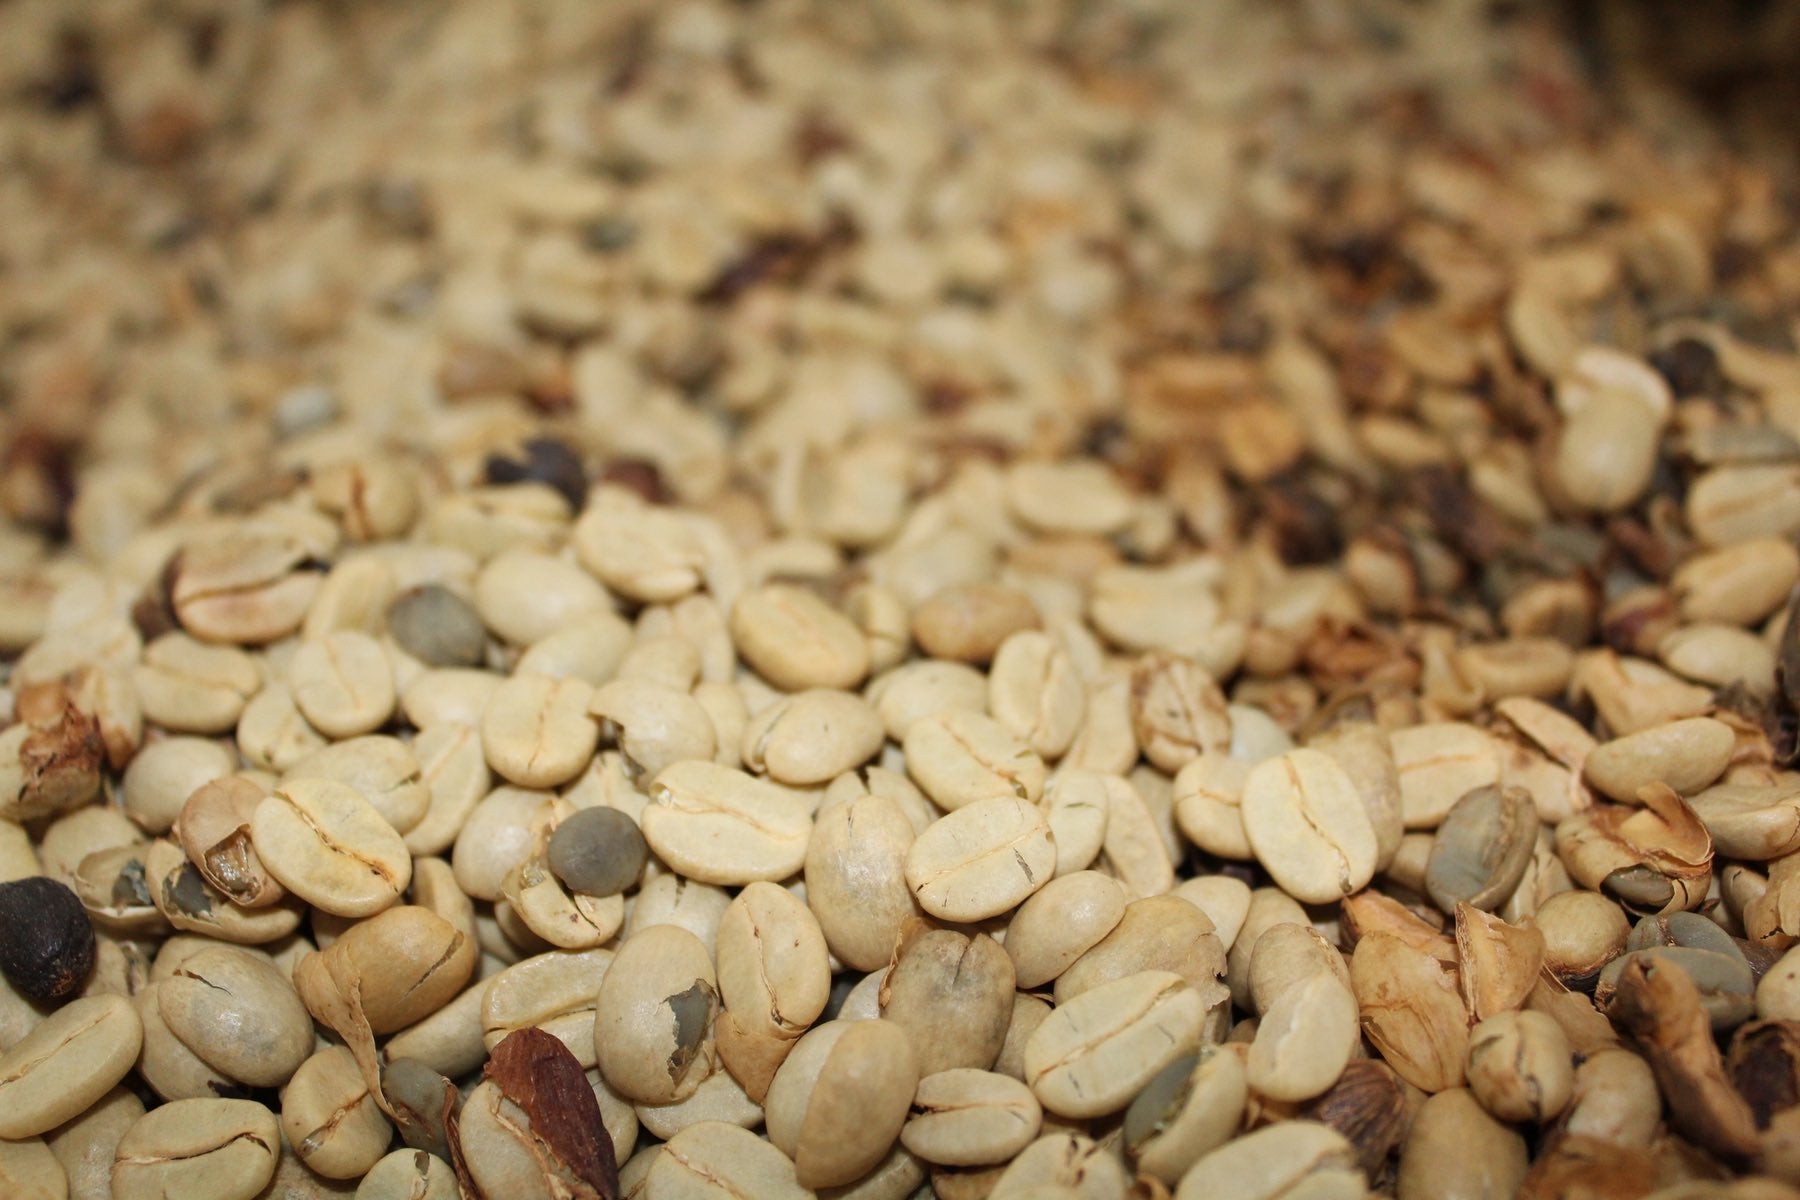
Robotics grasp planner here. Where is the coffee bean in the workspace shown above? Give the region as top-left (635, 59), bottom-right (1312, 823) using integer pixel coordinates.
top-left (387, 585), bottom-right (487, 668)
top-left (0, 876), bottom-right (95, 1003)
top-left (546, 807), bottom-right (647, 898)
top-left (484, 438), bottom-right (588, 512)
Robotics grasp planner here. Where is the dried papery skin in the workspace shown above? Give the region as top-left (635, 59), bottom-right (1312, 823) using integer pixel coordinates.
top-left (483, 1027), bottom-right (619, 1200)
top-left (1556, 788), bottom-right (1714, 916)
top-left (1518, 1133), bottom-right (1660, 1200)
top-left (1604, 954), bottom-right (1759, 1162)
top-left (1342, 890), bottom-right (1457, 964)
top-left (1727, 1020), bottom-right (1800, 1130)
top-left (1526, 975), bottom-right (1621, 1057)
top-left (1455, 902), bottom-right (1545, 1020)
top-left (1299, 1058), bottom-right (1410, 1179)
top-left (1351, 931), bottom-right (1470, 1093)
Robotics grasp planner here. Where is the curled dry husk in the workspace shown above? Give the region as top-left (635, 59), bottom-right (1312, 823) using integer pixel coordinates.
top-left (1349, 930), bottom-right (1469, 1094)
top-left (1604, 952), bottom-right (1759, 1163)
top-left (1556, 783), bottom-right (1714, 915)
top-left (1456, 901), bottom-right (1545, 1021)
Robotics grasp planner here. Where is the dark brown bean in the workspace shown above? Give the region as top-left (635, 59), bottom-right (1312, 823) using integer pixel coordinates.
top-left (0, 876), bottom-right (94, 1003)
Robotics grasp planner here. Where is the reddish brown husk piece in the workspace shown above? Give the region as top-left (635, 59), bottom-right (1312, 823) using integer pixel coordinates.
top-left (483, 1027), bottom-right (619, 1200)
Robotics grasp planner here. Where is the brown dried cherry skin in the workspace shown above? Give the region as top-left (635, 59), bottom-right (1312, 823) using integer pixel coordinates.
top-left (477, 1025), bottom-right (620, 1200)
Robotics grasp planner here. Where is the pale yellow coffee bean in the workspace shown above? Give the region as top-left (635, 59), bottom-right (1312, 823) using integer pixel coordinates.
top-left (903, 710), bottom-right (1047, 812)
top-left (303, 554), bottom-right (399, 640)
top-left (805, 790), bottom-right (920, 972)
top-left (405, 722), bottom-right (492, 857)
top-left (1583, 717), bottom-right (1735, 803)
top-left (911, 583), bottom-right (1041, 666)
top-left (1090, 563), bottom-right (1223, 656)
top-left (1246, 923), bottom-right (1350, 1013)
top-left (133, 633), bottom-right (259, 734)
top-left (1240, 749), bottom-right (1377, 905)
top-left (1671, 538), bottom-right (1800, 626)
top-left (1554, 390), bottom-right (1661, 512)
top-left (0, 1132), bottom-right (67, 1200)
top-left (1684, 784), bottom-right (1800, 867)
top-left (517, 609), bottom-right (635, 686)
top-left (573, 487), bottom-right (706, 603)
top-left (0, 819), bottom-right (41, 885)
top-left (588, 677), bottom-right (714, 783)
top-left (716, 882), bottom-right (830, 1096)
top-left (45, 1084), bottom-right (143, 1200)
top-left (1064, 671), bottom-right (1139, 776)
top-left (988, 631), bottom-right (1086, 761)
top-left (1225, 888), bottom-right (1310, 1010)
top-left (1124, 1045), bottom-right (1247, 1186)
top-left (1465, 1009), bottom-right (1574, 1123)
top-left (1397, 1087), bottom-right (1528, 1200)
top-left (731, 583), bottom-right (870, 691)
top-left (135, 982), bottom-right (233, 1102)
top-left (646, 1122), bottom-right (810, 1200)
top-left (632, 1062), bottom-right (757, 1145)
top-left (356, 1149), bottom-right (459, 1200)
top-left (503, 852), bottom-right (623, 950)
top-left (624, 873), bottom-right (732, 945)
top-left (1173, 754), bottom-right (1253, 861)
top-left (480, 946), bottom-right (611, 1065)
top-left (1173, 875), bottom-right (1252, 953)
top-left (1561, 1047), bottom-right (1660, 1148)
top-left (111, 1099), bottom-right (279, 1200)
top-left (481, 672), bottom-right (598, 788)
top-left (741, 688), bottom-right (883, 785)
top-left (989, 1131), bottom-right (1131, 1199)
top-left (902, 1069), bottom-right (1042, 1168)
top-left (868, 660), bottom-right (989, 741)
top-left (387, 985), bottom-right (490, 1081)
top-left (1005, 871), bottom-right (1128, 989)
top-left (1686, 463), bottom-right (1800, 547)
top-left (905, 795), bottom-right (1056, 923)
top-left (1311, 720), bottom-right (1406, 870)
top-left (594, 925), bottom-right (718, 1104)
top-left (1099, 772), bottom-right (1175, 898)
top-left (251, 779), bottom-right (412, 917)
top-left (157, 945), bottom-right (311, 1087)
top-left (121, 736), bottom-right (236, 835)
top-left (473, 549), bottom-right (611, 647)
top-left (1390, 722), bottom-right (1501, 830)
top-left (283, 735), bottom-right (431, 836)
top-left (1055, 894), bottom-right (1228, 1009)
top-left (0, 994), bottom-right (143, 1138)
top-left (1129, 652), bottom-right (1232, 774)
top-left (1039, 768), bottom-right (1110, 877)
top-left (1246, 969), bottom-right (1360, 1103)
top-left (1659, 621), bottom-right (1776, 693)
top-left (642, 761), bottom-right (811, 885)
top-left (280, 1045), bottom-right (392, 1180)
top-left (1007, 460), bottom-right (1135, 535)
top-left (1174, 1120), bottom-right (1363, 1200)
top-left (288, 631), bottom-right (396, 738)
top-left (763, 1018), bottom-right (918, 1189)
top-left (400, 668), bottom-right (501, 730)
top-left (170, 527), bottom-right (322, 645)
top-left (1024, 970), bottom-right (1203, 1118)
